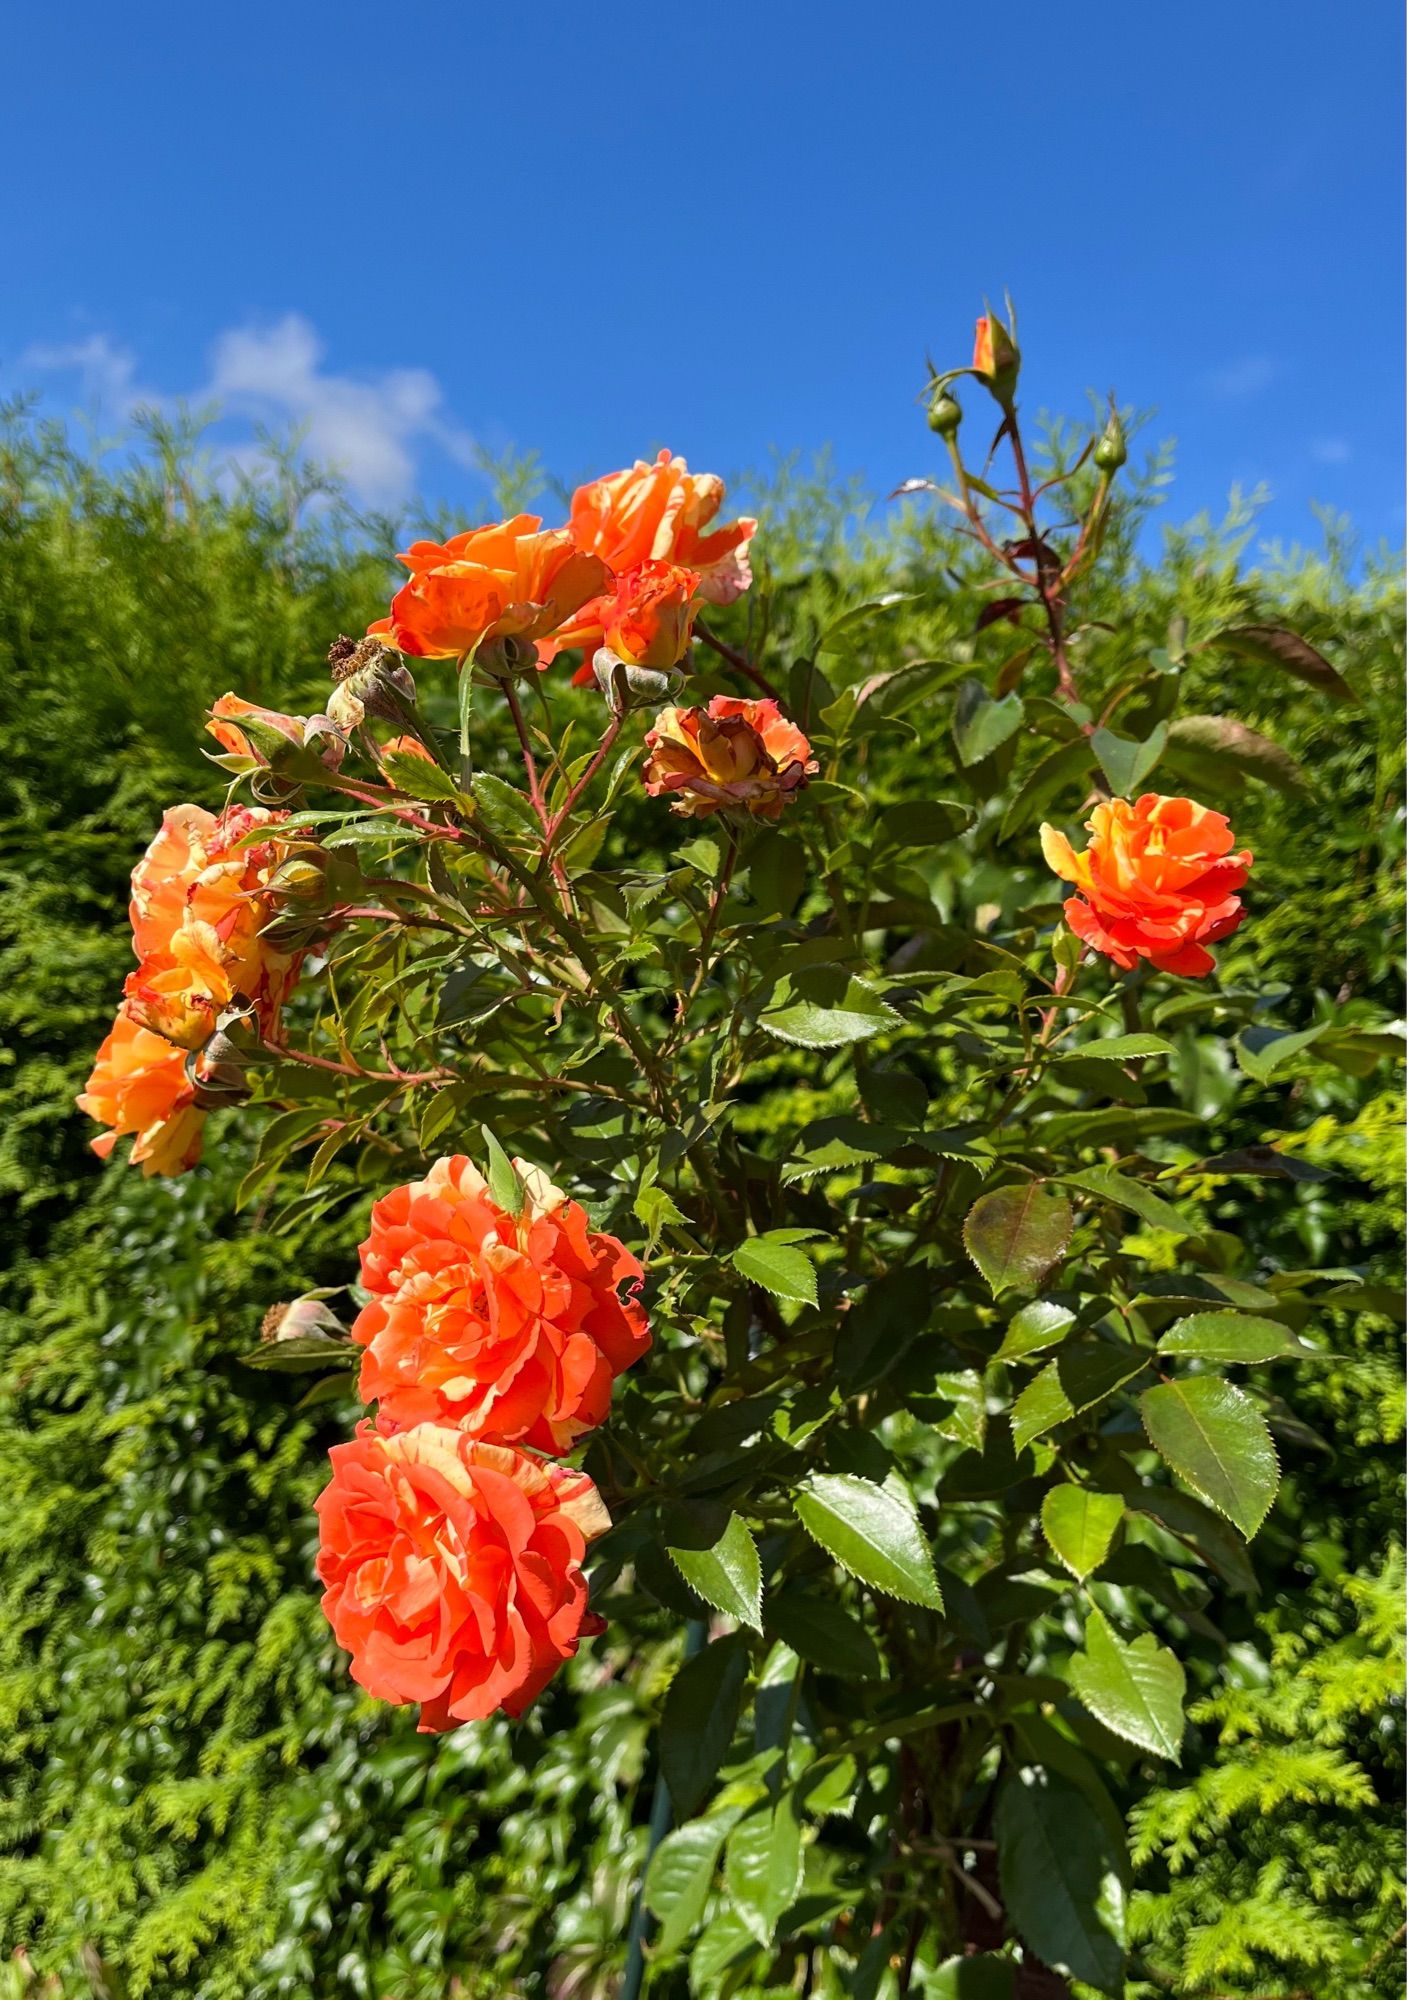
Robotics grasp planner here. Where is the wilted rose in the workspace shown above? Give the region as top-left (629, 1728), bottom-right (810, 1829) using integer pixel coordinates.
top-left (642, 696), bottom-right (818, 822)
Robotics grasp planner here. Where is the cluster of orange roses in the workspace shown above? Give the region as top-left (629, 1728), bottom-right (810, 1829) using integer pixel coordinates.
top-left (367, 449), bottom-right (823, 823)
top-left (315, 1155), bottom-right (650, 1729)
top-left (78, 803), bottom-right (299, 1175)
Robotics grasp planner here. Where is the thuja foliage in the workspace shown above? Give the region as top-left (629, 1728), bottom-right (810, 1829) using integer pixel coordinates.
top-left (0, 319), bottom-right (1401, 2000)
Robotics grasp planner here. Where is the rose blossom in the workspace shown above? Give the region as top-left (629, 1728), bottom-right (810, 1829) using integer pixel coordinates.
top-left (1040, 792), bottom-right (1253, 977)
top-left (315, 1423), bottom-right (609, 1729)
top-left (351, 1155), bottom-right (650, 1452)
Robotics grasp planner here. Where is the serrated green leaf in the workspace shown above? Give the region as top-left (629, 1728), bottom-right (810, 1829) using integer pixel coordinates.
top-left (1209, 624), bottom-right (1356, 703)
top-left (645, 1817), bottom-right (729, 1957)
top-left (759, 982), bottom-right (901, 1049)
top-left (964, 1183), bottom-right (1074, 1295)
top-left (996, 1299), bottom-right (1076, 1363)
top-left (381, 749), bottom-right (463, 803)
top-left (724, 1795), bottom-right (803, 1945)
top-left (1041, 1486), bottom-right (1124, 1580)
top-left (660, 1634), bottom-right (750, 1819)
top-left (471, 769), bottom-right (543, 840)
top-left (1140, 1377), bottom-right (1280, 1539)
top-left (238, 1331), bottom-right (353, 1373)
top-left (1090, 722), bottom-right (1168, 796)
top-left (1156, 1312), bottom-right (1303, 1363)
top-left (1166, 713), bottom-right (1310, 795)
top-left (1058, 1032), bottom-right (1174, 1062)
top-left (1237, 1023), bottom-right (1327, 1082)
top-left (1069, 1610), bottom-right (1185, 1761)
top-left (667, 1513), bottom-right (763, 1631)
top-left (875, 799), bottom-right (975, 848)
top-left (1012, 1344), bottom-right (1147, 1456)
top-left (794, 1474), bottom-right (943, 1609)
top-left (732, 1234), bottom-right (818, 1306)
top-left (995, 1766), bottom-right (1127, 1994)
top-left (1000, 737), bottom-right (1095, 841)
top-left (766, 1593), bottom-right (884, 1679)
top-left (1059, 1166), bottom-right (1198, 1238)
top-left (953, 679), bottom-right (1024, 766)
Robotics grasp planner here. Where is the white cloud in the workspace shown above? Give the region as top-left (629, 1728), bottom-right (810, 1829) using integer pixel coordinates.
top-left (21, 315), bottom-right (475, 505)
top-left (20, 333), bottom-right (152, 415)
top-left (1310, 436), bottom-right (1352, 465)
top-left (1203, 354), bottom-right (1279, 400)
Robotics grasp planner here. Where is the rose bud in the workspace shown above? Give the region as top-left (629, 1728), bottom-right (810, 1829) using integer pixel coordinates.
top-left (592, 650), bottom-right (684, 715)
top-left (642, 697), bottom-right (819, 822)
top-left (927, 389), bottom-right (963, 436)
top-left (1094, 410), bottom-right (1128, 472)
top-left (1040, 793), bottom-right (1253, 978)
top-left (972, 303), bottom-right (1021, 407)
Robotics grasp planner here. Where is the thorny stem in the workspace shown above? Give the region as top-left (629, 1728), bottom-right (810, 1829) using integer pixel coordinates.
top-left (540, 711), bottom-right (624, 859)
top-left (503, 678), bottom-right (549, 831)
top-left (694, 617), bottom-right (783, 700)
top-left (1006, 412), bottom-right (1085, 715)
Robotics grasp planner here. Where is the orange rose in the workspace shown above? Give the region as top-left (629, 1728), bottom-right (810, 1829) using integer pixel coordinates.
top-left (1040, 793), bottom-right (1253, 977)
top-left (351, 1155), bottom-right (651, 1452)
top-left (642, 697), bottom-right (818, 822)
top-left (76, 1009), bottom-right (206, 1176)
top-left (542, 451), bottom-right (757, 669)
top-left (315, 1422), bottom-right (609, 1729)
top-left (368, 515), bottom-right (610, 661)
top-left (601, 559), bottom-right (701, 670)
top-left (125, 803), bottom-right (299, 1041)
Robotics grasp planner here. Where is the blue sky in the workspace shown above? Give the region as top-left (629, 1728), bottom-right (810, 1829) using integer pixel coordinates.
top-left (6, 1), bottom-right (1402, 551)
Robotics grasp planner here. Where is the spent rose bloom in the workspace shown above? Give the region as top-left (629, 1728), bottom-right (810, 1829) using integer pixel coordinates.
top-left (315, 1422), bottom-right (609, 1729)
top-left (1040, 792), bottom-right (1253, 977)
top-left (123, 803), bottom-right (299, 1046)
top-left (601, 559), bottom-right (701, 670)
top-left (368, 515), bottom-right (610, 661)
top-left (76, 1010), bottom-right (206, 1176)
top-left (351, 1155), bottom-right (651, 1452)
top-left (642, 697), bottom-right (818, 822)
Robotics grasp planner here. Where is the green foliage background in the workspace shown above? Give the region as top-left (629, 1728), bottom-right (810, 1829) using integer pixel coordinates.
top-left (0, 405), bottom-right (1400, 1999)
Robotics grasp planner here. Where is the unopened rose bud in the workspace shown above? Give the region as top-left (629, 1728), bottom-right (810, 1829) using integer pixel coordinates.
top-left (593, 648), bottom-right (684, 715)
top-left (927, 390), bottom-right (963, 436)
top-left (1094, 412), bottom-right (1128, 472)
top-left (474, 633), bottom-right (543, 680)
top-left (189, 1043), bottom-right (253, 1108)
top-left (972, 303), bottom-right (1021, 408)
top-left (267, 853), bottom-right (331, 907)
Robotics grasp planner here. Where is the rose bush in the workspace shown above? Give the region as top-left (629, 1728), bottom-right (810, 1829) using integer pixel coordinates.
top-left (63, 314), bottom-right (1403, 1999)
